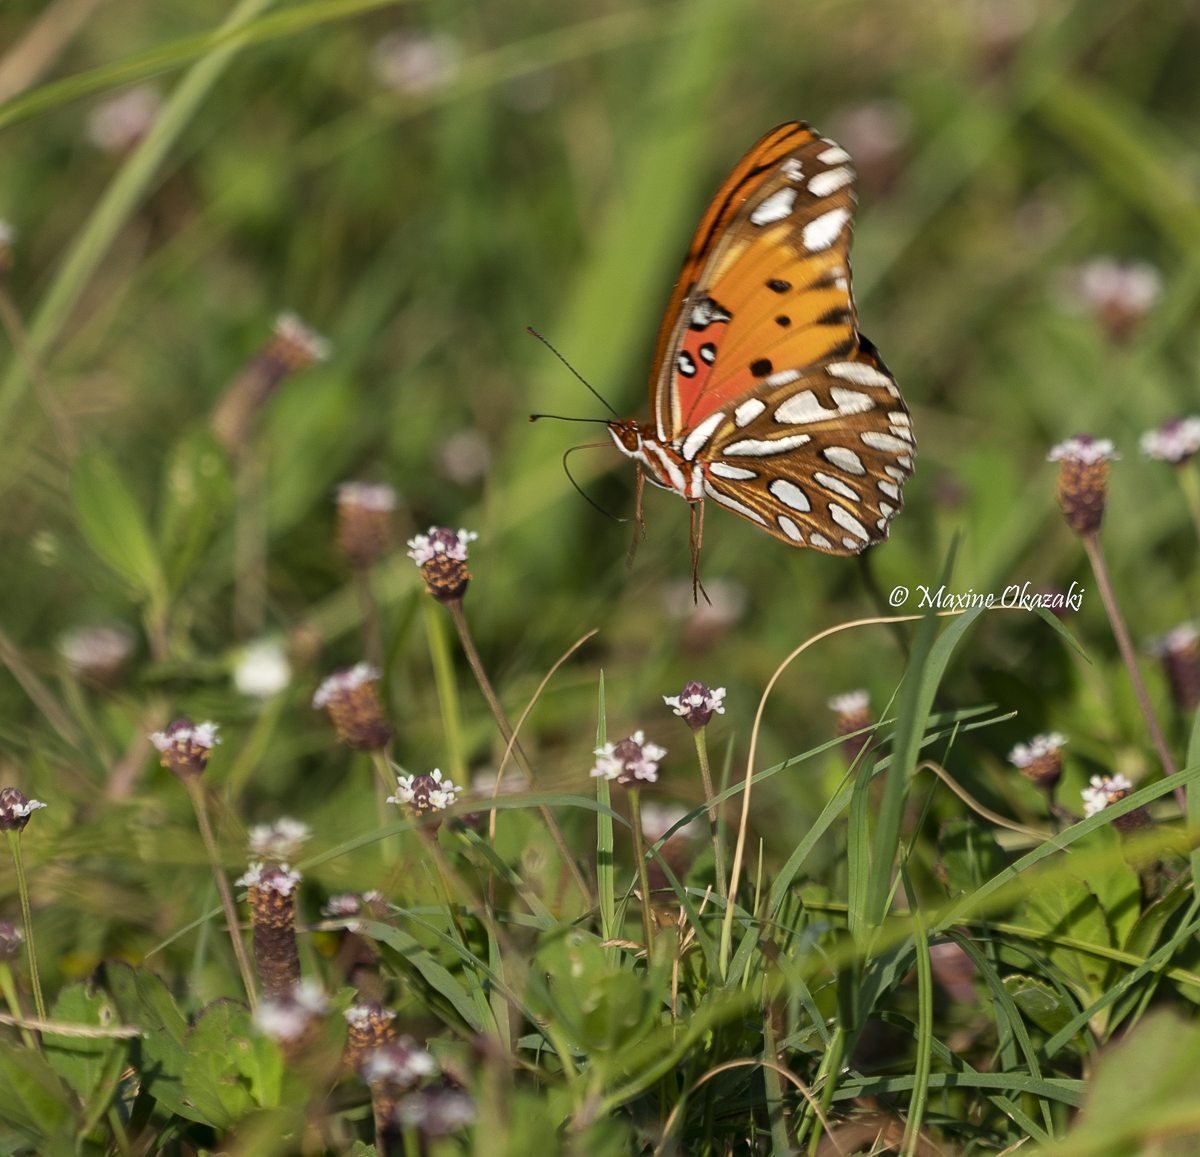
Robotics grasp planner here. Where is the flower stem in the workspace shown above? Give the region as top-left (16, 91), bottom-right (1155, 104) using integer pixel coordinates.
top-left (0, 960), bottom-right (35, 1047)
top-left (693, 727), bottom-right (726, 899)
top-left (1176, 462), bottom-right (1200, 546)
top-left (444, 598), bottom-right (593, 907)
top-left (5, 831), bottom-right (44, 1021)
top-left (183, 779), bottom-right (258, 1008)
top-left (627, 788), bottom-right (657, 963)
top-left (1082, 532), bottom-right (1185, 810)
top-left (356, 566), bottom-right (384, 671)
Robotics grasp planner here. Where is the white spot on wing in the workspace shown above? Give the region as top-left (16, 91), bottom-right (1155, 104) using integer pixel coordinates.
top-left (879, 502), bottom-right (894, 517)
top-left (823, 446), bottom-right (865, 474)
top-left (827, 361), bottom-right (893, 389)
top-left (734, 399), bottom-right (766, 427)
top-left (774, 390), bottom-right (836, 424)
top-left (830, 387), bottom-right (874, 415)
top-left (802, 207), bottom-right (851, 252)
top-left (765, 368), bottom-right (801, 388)
top-left (888, 411), bottom-right (910, 425)
top-left (724, 435), bottom-right (812, 456)
top-left (842, 537), bottom-right (860, 549)
top-left (710, 463), bottom-right (757, 481)
top-left (681, 412), bottom-right (725, 461)
top-left (807, 167), bottom-right (854, 197)
top-left (814, 473), bottom-right (860, 501)
top-left (778, 515), bottom-right (803, 542)
top-left (810, 532), bottom-right (833, 549)
top-left (878, 480), bottom-right (900, 500)
top-left (750, 187), bottom-right (798, 226)
top-left (704, 480), bottom-right (767, 525)
top-left (781, 159), bottom-right (804, 182)
top-left (885, 466), bottom-right (907, 482)
top-left (861, 432), bottom-right (910, 453)
top-left (830, 503), bottom-right (869, 540)
top-left (898, 455), bottom-right (913, 468)
top-left (817, 145), bottom-right (851, 164)
top-left (768, 479), bottom-right (811, 512)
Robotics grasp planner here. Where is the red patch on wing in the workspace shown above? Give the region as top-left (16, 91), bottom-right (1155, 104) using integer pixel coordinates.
top-left (675, 320), bottom-right (729, 428)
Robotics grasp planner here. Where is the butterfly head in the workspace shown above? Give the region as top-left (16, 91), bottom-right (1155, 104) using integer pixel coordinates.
top-left (606, 418), bottom-right (644, 458)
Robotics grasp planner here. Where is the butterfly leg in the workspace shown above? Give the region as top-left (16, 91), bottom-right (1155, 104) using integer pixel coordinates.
top-left (627, 465), bottom-right (648, 568)
top-left (689, 497), bottom-right (707, 604)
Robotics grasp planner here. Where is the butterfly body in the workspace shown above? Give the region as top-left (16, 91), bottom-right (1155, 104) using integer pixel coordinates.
top-left (614, 121), bottom-right (915, 555)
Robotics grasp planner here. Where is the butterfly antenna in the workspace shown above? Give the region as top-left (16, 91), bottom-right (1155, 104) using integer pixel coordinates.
top-left (564, 443), bottom-right (629, 523)
top-left (526, 327), bottom-right (620, 418)
top-left (528, 414), bottom-right (611, 425)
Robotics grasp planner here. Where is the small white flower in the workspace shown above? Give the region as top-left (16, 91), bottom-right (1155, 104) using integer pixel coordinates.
top-left (1047, 436), bottom-right (1119, 465)
top-left (388, 768), bottom-right (463, 811)
top-left (236, 862), bottom-right (301, 895)
top-left (149, 720), bottom-right (220, 752)
top-left (273, 311), bottom-right (332, 363)
top-left (58, 624), bottom-right (135, 674)
top-left (363, 1039), bottom-right (438, 1088)
top-left (1081, 773), bottom-right (1134, 818)
top-left (1008, 732), bottom-right (1067, 768)
top-left (247, 818), bottom-right (311, 862)
top-left (1140, 417), bottom-right (1200, 465)
top-left (337, 481), bottom-right (398, 511)
top-left (1076, 257), bottom-right (1162, 316)
top-left (86, 86), bottom-right (162, 153)
top-left (406, 527), bottom-right (478, 566)
top-left (663, 683), bottom-right (726, 722)
top-left (253, 981), bottom-right (328, 1042)
top-left (590, 731), bottom-right (666, 784)
top-left (11, 799), bottom-right (46, 819)
top-left (1148, 622), bottom-right (1200, 657)
top-left (370, 32), bottom-right (460, 95)
top-left (234, 640), bottom-right (291, 698)
top-left (638, 801), bottom-right (704, 843)
top-left (827, 690), bottom-right (870, 714)
top-left (345, 1002), bottom-right (396, 1028)
top-left (312, 662), bottom-right (380, 708)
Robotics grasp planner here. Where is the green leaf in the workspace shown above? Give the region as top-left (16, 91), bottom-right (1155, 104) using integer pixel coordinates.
top-left (71, 449), bottom-right (167, 604)
top-left (1022, 876), bottom-right (1116, 1008)
top-left (0, 1041), bottom-right (74, 1136)
top-left (181, 999), bottom-right (282, 1129)
top-left (157, 428), bottom-right (233, 592)
top-left (937, 819), bottom-right (1006, 896)
top-left (42, 982), bottom-right (118, 1104)
top-left (1004, 973), bottom-right (1074, 1036)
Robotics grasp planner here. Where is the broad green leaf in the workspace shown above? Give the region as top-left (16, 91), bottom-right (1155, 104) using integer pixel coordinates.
top-left (157, 428), bottom-right (233, 592)
top-left (1004, 973), bottom-right (1074, 1036)
top-left (42, 982), bottom-right (117, 1104)
top-left (71, 449), bottom-right (167, 604)
top-left (181, 999), bottom-right (282, 1129)
top-left (0, 1041), bottom-right (74, 1136)
top-left (937, 819), bottom-right (1006, 895)
top-left (1022, 877), bottom-right (1115, 1007)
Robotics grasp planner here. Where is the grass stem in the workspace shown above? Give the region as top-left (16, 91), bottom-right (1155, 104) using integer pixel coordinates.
top-left (693, 726), bottom-right (726, 899)
top-left (357, 565), bottom-right (384, 670)
top-left (5, 831), bottom-right (44, 1021)
top-left (627, 788), bottom-right (656, 962)
top-left (1082, 531), bottom-right (1184, 809)
top-left (0, 959), bottom-right (35, 1047)
top-left (183, 778), bottom-right (258, 1008)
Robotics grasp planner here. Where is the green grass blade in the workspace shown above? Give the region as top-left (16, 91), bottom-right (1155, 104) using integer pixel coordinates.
top-left (1188, 705), bottom-right (1200, 884)
top-left (900, 863), bottom-right (934, 1157)
top-left (423, 601), bottom-right (467, 783)
top-left (595, 673), bottom-right (616, 962)
top-left (846, 755), bottom-right (874, 946)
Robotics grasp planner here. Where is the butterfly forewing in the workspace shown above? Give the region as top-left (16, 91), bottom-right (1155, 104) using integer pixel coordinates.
top-left (647, 121), bottom-right (914, 554)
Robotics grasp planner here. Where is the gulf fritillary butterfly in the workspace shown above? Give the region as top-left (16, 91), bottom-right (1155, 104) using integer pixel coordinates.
top-left (608, 121), bottom-right (914, 555)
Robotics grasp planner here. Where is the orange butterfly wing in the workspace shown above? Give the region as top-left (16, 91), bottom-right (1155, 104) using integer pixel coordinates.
top-left (649, 122), bottom-right (913, 554)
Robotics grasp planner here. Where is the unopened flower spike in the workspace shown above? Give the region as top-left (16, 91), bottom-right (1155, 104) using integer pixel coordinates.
top-left (337, 482), bottom-right (399, 570)
top-left (313, 662), bottom-right (392, 750)
top-left (663, 680), bottom-right (726, 731)
top-left (591, 730), bottom-right (667, 786)
top-left (1048, 434), bottom-right (1119, 535)
top-left (0, 788), bottom-right (47, 833)
top-left (345, 1001), bottom-right (398, 1071)
top-left (407, 527), bottom-right (478, 604)
top-left (1141, 417), bottom-right (1200, 466)
top-left (149, 719), bottom-right (220, 781)
top-left (389, 769), bottom-right (463, 816)
top-left (1008, 732), bottom-right (1067, 792)
top-left (237, 861), bottom-right (303, 998)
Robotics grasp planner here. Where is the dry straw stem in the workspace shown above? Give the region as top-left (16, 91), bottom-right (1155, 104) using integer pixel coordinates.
top-left (1082, 530), bottom-right (1185, 811)
top-left (445, 598), bottom-right (593, 906)
top-left (0, 0), bottom-right (110, 104)
top-left (0, 1011), bottom-right (141, 1038)
top-left (183, 778), bottom-right (258, 1008)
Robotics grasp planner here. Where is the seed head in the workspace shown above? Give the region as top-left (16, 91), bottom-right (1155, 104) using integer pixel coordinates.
top-left (149, 719), bottom-right (220, 780)
top-left (247, 818), bottom-right (311, 863)
top-left (1048, 435), bottom-right (1119, 535)
top-left (345, 1001), bottom-right (398, 1071)
top-left (395, 1087), bottom-right (477, 1136)
top-left (663, 680), bottom-right (726, 730)
top-left (1008, 732), bottom-right (1067, 792)
top-left (389, 769), bottom-right (463, 816)
top-left (591, 731), bottom-right (667, 786)
top-left (407, 527), bottom-right (478, 604)
top-left (0, 788), bottom-right (48, 833)
top-left (313, 663), bottom-right (392, 750)
top-left (1148, 622), bottom-right (1200, 711)
top-left (0, 921), bottom-right (23, 959)
top-left (828, 690), bottom-right (873, 763)
top-left (234, 639), bottom-right (291, 698)
top-left (337, 482), bottom-right (398, 569)
top-left (238, 862), bottom-right (303, 998)
top-left (1140, 417), bottom-right (1200, 466)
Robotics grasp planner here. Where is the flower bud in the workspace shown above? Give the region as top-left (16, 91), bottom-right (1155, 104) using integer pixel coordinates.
top-left (234, 639), bottom-right (291, 698)
top-left (0, 788), bottom-right (47, 833)
top-left (590, 731), bottom-right (667, 787)
top-left (345, 1001), bottom-right (398, 1072)
top-left (1148, 623), bottom-right (1200, 712)
top-left (237, 862), bottom-right (302, 998)
top-left (407, 527), bottom-right (478, 604)
top-left (828, 690), bottom-right (873, 764)
top-left (1081, 774), bottom-right (1151, 834)
top-left (211, 312), bottom-right (331, 454)
top-left (313, 663), bottom-right (392, 750)
top-left (1048, 435), bottom-right (1119, 535)
top-left (149, 719), bottom-right (220, 780)
top-left (663, 680), bottom-right (726, 731)
top-left (1140, 417), bottom-right (1200, 466)
top-left (388, 770), bottom-right (463, 828)
top-left (0, 921), bottom-right (23, 959)
top-left (1008, 732), bottom-right (1067, 792)
top-left (336, 482), bottom-right (398, 569)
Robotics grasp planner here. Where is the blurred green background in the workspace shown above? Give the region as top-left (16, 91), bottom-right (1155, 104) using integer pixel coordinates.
top-left (1, 0), bottom-right (1199, 990)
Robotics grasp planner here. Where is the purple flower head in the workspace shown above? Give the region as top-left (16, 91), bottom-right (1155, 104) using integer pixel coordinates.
top-left (0, 788), bottom-right (47, 833)
top-left (407, 527), bottom-right (478, 603)
top-left (395, 1087), bottom-right (477, 1136)
top-left (591, 730), bottom-right (667, 786)
top-left (149, 719), bottom-right (220, 780)
top-left (1141, 417), bottom-right (1200, 465)
top-left (663, 680), bottom-right (726, 730)
top-left (389, 768), bottom-right (463, 815)
top-left (362, 1037), bottom-right (438, 1091)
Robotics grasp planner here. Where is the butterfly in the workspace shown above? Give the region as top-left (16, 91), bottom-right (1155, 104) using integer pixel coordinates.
top-left (607, 121), bottom-right (914, 557)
